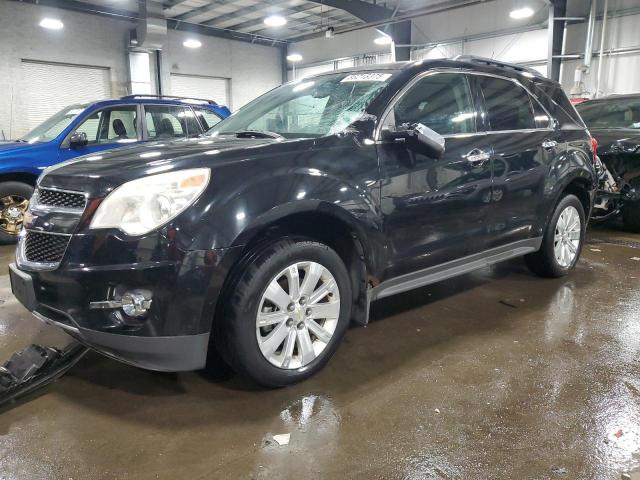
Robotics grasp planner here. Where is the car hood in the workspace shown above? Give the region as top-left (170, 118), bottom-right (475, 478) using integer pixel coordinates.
top-left (0, 141), bottom-right (38, 155)
top-left (590, 128), bottom-right (640, 155)
top-left (39, 136), bottom-right (312, 195)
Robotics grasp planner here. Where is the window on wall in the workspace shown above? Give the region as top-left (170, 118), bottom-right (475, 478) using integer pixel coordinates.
top-left (388, 73), bottom-right (476, 135)
top-left (479, 76), bottom-right (535, 131)
top-left (144, 105), bottom-right (199, 140)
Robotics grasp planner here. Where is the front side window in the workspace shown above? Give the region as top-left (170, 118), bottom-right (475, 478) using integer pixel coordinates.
top-left (479, 76), bottom-right (535, 131)
top-left (20, 104), bottom-right (86, 143)
top-left (72, 105), bottom-right (137, 145)
top-left (145, 105), bottom-right (199, 140)
top-left (387, 73), bottom-right (476, 135)
top-left (194, 107), bottom-right (222, 130)
top-left (212, 71), bottom-right (395, 139)
top-left (576, 99), bottom-right (640, 129)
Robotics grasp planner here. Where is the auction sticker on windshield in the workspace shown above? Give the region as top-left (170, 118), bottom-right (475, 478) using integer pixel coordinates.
top-left (341, 73), bottom-right (392, 83)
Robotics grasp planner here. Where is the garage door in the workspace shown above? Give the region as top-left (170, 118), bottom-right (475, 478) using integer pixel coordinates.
top-left (20, 60), bottom-right (111, 132)
top-left (170, 73), bottom-right (230, 108)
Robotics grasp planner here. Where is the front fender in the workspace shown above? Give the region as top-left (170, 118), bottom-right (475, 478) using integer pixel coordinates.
top-left (190, 168), bottom-right (381, 255)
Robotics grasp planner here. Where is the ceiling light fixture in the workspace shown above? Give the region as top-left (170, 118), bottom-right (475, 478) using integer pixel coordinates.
top-left (374, 34), bottom-right (393, 45)
top-left (509, 7), bottom-right (534, 19)
top-left (39, 18), bottom-right (64, 30)
top-left (183, 39), bottom-right (202, 48)
top-left (264, 15), bottom-right (287, 27)
top-left (286, 53), bottom-right (303, 62)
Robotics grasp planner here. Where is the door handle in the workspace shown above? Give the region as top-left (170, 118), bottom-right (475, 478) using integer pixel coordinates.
top-left (463, 148), bottom-right (491, 166)
top-left (542, 139), bottom-right (557, 150)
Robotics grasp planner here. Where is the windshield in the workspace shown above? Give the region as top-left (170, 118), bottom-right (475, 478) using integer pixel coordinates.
top-left (576, 98), bottom-right (640, 129)
top-left (20, 104), bottom-right (86, 143)
top-left (211, 71), bottom-right (395, 139)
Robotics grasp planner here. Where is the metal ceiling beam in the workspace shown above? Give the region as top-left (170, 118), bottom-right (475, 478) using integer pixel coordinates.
top-left (202, 2), bottom-right (319, 28)
top-left (289, 0), bottom-right (492, 41)
top-left (306, 0), bottom-right (394, 22)
top-left (13, 0), bottom-right (287, 46)
top-left (172, 0), bottom-right (231, 22)
top-left (222, 9), bottom-right (358, 36)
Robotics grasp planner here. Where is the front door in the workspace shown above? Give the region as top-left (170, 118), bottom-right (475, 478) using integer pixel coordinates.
top-left (378, 72), bottom-right (494, 280)
top-left (58, 104), bottom-right (140, 162)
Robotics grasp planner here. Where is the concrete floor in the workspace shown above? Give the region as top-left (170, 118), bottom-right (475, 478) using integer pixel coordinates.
top-left (0, 226), bottom-right (639, 479)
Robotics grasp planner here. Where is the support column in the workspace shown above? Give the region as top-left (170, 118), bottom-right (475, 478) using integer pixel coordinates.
top-left (547, 0), bottom-right (567, 81)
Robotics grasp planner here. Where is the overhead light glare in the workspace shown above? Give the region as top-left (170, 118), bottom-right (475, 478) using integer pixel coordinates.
top-left (509, 7), bottom-right (534, 19)
top-left (264, 15), bottom-right (287, 27)
top-left (374, 35), bottom-right (393, 45)
top-left (39, 18), bottom-right (64, 30)
top-left (183, 39), bottom-right (202, 48)
top-left (286, 53), bottom-right (303, 62)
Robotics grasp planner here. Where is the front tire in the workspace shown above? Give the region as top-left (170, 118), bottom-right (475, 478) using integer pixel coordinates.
top-left (0, 182), bottom-right (33, 245)
top-left (216, 239), bottom-right (352, 388)
top-left (526, 194), bottom-right (586, 278)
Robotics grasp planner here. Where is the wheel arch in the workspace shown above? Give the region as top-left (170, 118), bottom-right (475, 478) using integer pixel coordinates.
top-left (0, 171), bottom-right (40, 187)
top-left (207, 204), bottom-right (374, 342)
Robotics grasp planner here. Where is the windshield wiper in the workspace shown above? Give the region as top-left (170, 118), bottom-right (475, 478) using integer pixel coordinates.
top-left (232, 130), bottom-right (284, 140)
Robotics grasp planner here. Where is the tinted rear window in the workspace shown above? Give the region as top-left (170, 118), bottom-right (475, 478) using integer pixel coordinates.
top-left (479, 76), bottom-right (535, 131)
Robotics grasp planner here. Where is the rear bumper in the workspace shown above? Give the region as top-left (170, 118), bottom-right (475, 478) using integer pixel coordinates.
top-left (33, 310), bottom-right (209, 371)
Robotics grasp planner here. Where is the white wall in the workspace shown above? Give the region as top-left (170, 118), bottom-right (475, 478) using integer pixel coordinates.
top-left (0, 1), bottom-right (132, 139)
top-left (163, 29), bottom-right (282, 110)
top-left (288, 0), bottom-right (640, 97)
top-left (561, 13), bottom-right (640, 96)
top-left (0, 1), bottom-right (284, 139)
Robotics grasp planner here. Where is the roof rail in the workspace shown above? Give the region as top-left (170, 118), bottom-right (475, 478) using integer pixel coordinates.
top-left (452, 55), bottom-right (542, 77)
top-left (121, 94), bottom-right (219, 105)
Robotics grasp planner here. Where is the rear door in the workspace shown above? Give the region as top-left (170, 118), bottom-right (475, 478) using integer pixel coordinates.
top-left (142, 104), bottom-right (201, 141)
top-left (476, 74), bottom-right (561, 248)
top-left (378, 71), bottom-right (494, 279)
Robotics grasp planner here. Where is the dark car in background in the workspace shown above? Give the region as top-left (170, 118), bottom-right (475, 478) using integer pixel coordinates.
top-left (10, 57), bottom-right (596, 387)
top-left (0, 95), bottom-right (230, 244)
top-left (576, 95), bottom-right (640, 231)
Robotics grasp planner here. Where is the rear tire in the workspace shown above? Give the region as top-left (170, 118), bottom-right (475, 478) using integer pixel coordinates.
top-left (215, 238), bottom-right (352, 388)
top-left (0, 181), bottom-right (33, 245)
top-left (525, 194), bottom-right (585, 278)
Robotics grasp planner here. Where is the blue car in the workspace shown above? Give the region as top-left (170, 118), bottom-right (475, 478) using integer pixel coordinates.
top-left (0, 95), bottom-right (230, 243)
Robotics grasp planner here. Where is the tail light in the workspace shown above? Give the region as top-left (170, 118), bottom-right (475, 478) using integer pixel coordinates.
top-left (590, 137), bottom-right (598, 163)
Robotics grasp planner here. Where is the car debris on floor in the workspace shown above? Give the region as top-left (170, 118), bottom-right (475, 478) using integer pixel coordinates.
top-left (0, 342), bottom-right (87, 408)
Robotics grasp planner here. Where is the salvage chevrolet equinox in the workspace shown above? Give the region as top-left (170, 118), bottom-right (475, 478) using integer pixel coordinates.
top-left (10, 57), bottom-right (597, 387)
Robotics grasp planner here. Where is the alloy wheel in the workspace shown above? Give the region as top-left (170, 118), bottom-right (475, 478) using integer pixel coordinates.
top-left (256, 261), bottom-right (340, 370)
top-left (0, 195), bottom-right (29, 236)
top-left (554, 205), bottom-right (581, 267)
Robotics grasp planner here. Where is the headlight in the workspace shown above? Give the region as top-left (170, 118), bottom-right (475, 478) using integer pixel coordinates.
top-left (90, 168), bottom-right (210, 236)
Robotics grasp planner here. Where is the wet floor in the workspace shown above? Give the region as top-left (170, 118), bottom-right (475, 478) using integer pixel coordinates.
top-left (0, 225), bottom-right (639, 479)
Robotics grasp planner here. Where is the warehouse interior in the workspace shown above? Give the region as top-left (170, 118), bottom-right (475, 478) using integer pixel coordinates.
top-left (0, 0), bottom-right (639, 478)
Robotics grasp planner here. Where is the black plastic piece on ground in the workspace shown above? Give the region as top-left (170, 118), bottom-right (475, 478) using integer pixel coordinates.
top-left (0, 343), bottom-right (88, 407)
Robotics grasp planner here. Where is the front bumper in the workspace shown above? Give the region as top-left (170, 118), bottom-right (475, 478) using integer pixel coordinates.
top-left (33, 308), bottom-right (210, 372)
top-left (10, 233), bottom-right (242, 371)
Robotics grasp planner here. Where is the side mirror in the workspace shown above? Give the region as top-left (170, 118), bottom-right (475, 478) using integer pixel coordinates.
top-left (382, 123), bottom-right (445, 158)
top-left (69, 131), bottom-right (88, 149)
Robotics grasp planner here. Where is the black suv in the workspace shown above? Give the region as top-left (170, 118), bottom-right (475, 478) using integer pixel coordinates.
top-left (10, 57), bottom-right (596, 387)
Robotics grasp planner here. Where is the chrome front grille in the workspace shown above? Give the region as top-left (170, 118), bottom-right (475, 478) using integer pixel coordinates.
top-left (23, 231), bottom-right (71, 263)
top-left (36, 188), bottom-right (86, 209)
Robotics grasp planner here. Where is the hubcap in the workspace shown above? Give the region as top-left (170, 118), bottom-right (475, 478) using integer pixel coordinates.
top-left (554, 205), bottom-right (581, 268)
top-left (256, 261), bottom-right (340, 370)
top-left (0, 195), bottom-right (29, 236)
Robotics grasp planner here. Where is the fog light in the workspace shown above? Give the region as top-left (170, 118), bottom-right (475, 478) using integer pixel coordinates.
top-left (89, 288), bottom-right (152, 319)
top-left (121, 291), bottom-right (152, 318)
